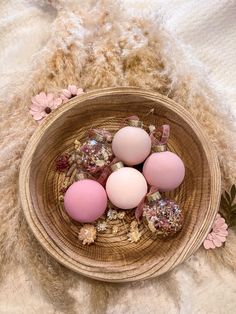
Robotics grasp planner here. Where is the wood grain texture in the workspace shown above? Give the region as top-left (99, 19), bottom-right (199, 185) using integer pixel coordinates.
top-left (19, 87), bottom-right (221, 282)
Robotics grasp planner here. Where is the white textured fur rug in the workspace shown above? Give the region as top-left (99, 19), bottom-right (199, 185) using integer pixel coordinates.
top-left (0, 1), bottom-right (236, 313)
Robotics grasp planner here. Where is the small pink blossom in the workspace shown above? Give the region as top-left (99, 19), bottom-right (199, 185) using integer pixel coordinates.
top-left (61, 85), bottom-right (84, 102)
top-left (30, 92), bottom-right (62, 123)
top-left (203, 213), bottom-right (228, 249)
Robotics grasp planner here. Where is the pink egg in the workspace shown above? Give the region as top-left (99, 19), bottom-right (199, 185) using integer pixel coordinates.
top-left (143, 151), bottom-right (185, 191)
top-left (106, 167), bottom-right (148, 209)
top-left (112, 126), bottom-right (151, 165)
top-left (64, 179), bottom-right (107, 223)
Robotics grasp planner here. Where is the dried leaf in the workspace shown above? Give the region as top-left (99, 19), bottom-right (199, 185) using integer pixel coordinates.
top-left (220, 185), bottom-right (236, 226)
top-left (230, 205), bottom-right (236, 214)
top-left (225, 191), bottom-right (231, 204)
top-left (220, 195), bottom-right (231, 213)
top-left (231, 184), bottom-right (236, 201)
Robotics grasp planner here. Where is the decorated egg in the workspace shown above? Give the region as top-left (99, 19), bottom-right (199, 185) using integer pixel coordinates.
top-left (106, 162), bottom-right (148, 209)
top-left (64, 179), bottom-right (107, 223)
top-left (143, 124), bottom-right (185, 191)
top-left (143, 148), bottom-right (185, 191)
top-left (79, 129), bottom-right (114, 173)
top-left (112, 117), bottom-right (151, 165)
top-left (142, 191), bottom-right (184, 237)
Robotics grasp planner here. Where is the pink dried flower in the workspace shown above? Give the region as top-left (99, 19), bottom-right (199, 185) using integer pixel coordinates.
top-left (203, 213), bottom-right (228, 249)
top-left (30, 92), bottom-right (62, 123)
top-left (61, 85), bottom-right (84, 102)
top-left (55, 154), bottom-right (70, 172)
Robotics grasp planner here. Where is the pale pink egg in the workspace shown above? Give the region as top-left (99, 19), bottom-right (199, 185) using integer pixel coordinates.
top-left (112, 126), bottom-right (151, 165)
top-left (64, 179), bottom-right (107, 223)
top-left (143, 151), bottom-right (185, 191)
top-left (106, 167), bottom-right (148, 209)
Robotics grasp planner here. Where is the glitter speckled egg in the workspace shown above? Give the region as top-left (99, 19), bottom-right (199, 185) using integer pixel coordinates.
top-left (143, 193), bottom-right (183, 238)
top-left (80, 137), bottom-right (113, 174)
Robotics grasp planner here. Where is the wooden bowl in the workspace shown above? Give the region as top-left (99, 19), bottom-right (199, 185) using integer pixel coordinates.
top-left (19, 87), bottom-right (221, 282)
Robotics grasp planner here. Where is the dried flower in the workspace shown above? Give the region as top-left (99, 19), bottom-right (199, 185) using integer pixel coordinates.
top-left (149, 125), bottom-right (156, 133)
top-left (128, 228), bottom-right (141, 243)
top-left (97, 221), bottom-right (108, 232)
top-left (127, 220), bottom-right (141, 243)
top-left (203, 214), bottom-right (228, 249)
top-left (30, 92), bottom-right (62, 123)
top-left (107, 209), bottom-right (118, 220)
top-left (74, 139), bottom-right (81, 150)
top-left (61, 85), bottom-right (84, 102)
top-left (58, 195), bottom-right (64, 201)
top-left (117, 211), bottom-right (125, 220)
top-left (79, 224), bottom-right (97, 245)
top-left (143, 198), bottom-right (183, 238)
top-left (55, 154), bottom-right (70, 172)
top-left (130, 220), bottom-right (138, 230)
top-left (112, 225), bottom-right (119, 234)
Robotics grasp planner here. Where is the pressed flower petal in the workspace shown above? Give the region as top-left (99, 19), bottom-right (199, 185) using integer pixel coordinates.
top-left (217, 229), bottom-right (228, 236)
top-left (212, 237), bottom-right (223, 247)
top-left (35, 92), bottom-right (46, 104)
top-left (207, 233), bottom-right (214, 241)
top-left (76, 88), bottom-right (84, 95)
top-left (46, 93), bottom-right (54, 103)
top-left (61, 95), bottom-right (69, 102)
top-left (214, 234), bottom-right (227, 242)
top-left (214, 217), bottom-right (225, 228)
top-left (221, 223), bottom-right (228, 230)
top-left (30, 109), bottom-right (41, 115)
top-left (69, 85), bottom-right (77, 95)
top-left (30, 103), bottom-right (45, 112)
top-left (52, 97), bottom-right (62, 109)
top-left (31, 98), bottom-right (41, 106)
top-left (203, 239), bottom-right (215, 249)
top-left (31, 111), bottom-right (45, 120)
top-left (31, 98), bottom-right (45, 108)
top-left (213, 223), bottom-right (228, 232)
top-left (62, 89), bottom-right (71, 98)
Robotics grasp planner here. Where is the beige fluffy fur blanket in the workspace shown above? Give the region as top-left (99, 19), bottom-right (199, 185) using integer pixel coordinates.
top-left (1, 1), bottom-right (236, 313)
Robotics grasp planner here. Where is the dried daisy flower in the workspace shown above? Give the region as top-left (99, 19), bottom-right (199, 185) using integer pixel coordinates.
top-left (117, 211), bottom-right (125, 220)
top-left (61, 85), bottom-right (84, 102)
top-left (107, 209), bottom-right (118, 220)
top-left (149, 124), bottom-right (156, 133)
top-left (128, 228), bottom-right (141, 243)
top-left (128, 220), bottom-right (141, 243)
top-left (112, 225), bottom-right (119, 234)
top-left (130, 220), bottom-right (138, 230)
top-left (96, 221), bottom-right (108, 232)
top-left (78, 224), bottom-right (97, 245)
top-left (30, 92), bottom-right (62, 123)
top-left (74, 139), bottom-right (81, 150)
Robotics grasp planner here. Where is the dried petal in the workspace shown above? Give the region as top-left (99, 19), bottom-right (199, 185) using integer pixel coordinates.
top-left (117, 211), bottom-right (125, 219)
top-left (97, 221), bottom-right (108, 232)
top-left (107, 209), bottom-right (118, 220)
top-left (79, 224), bottom-right (97, 245)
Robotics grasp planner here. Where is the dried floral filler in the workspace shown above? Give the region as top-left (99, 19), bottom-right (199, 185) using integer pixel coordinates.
top-left (55, 116), bottom-right (185, 245)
